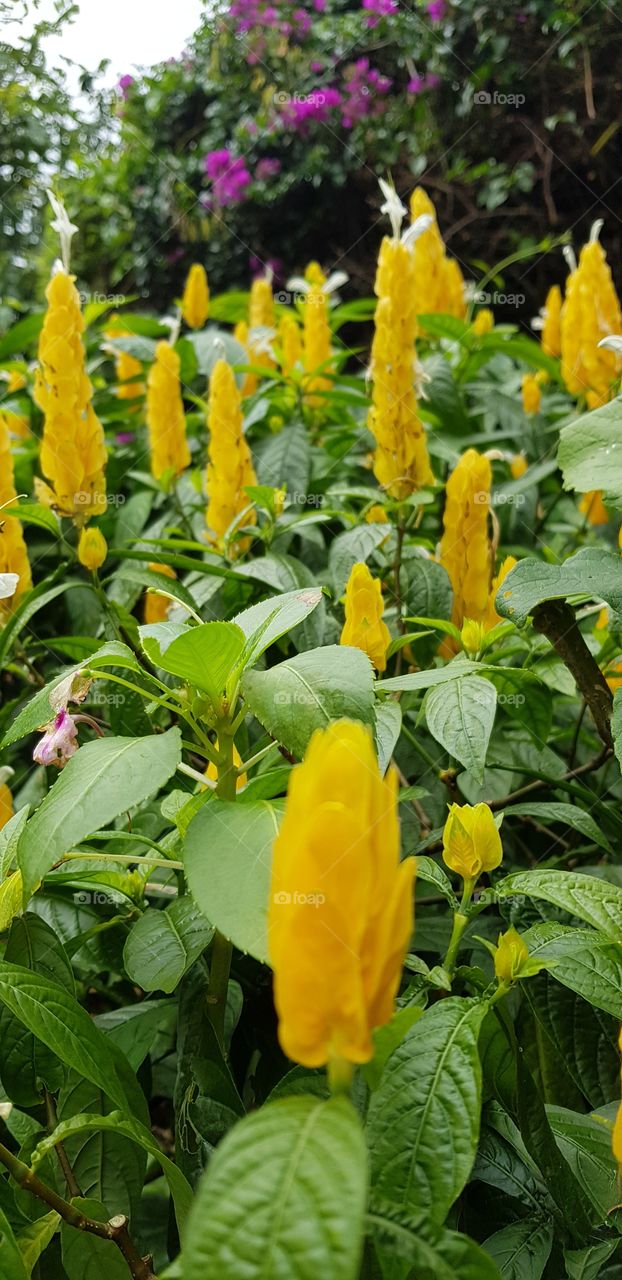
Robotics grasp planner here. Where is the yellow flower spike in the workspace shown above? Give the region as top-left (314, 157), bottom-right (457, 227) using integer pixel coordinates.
top-left (442, 802), bottom-right (502, 882)
top-left (146, 341), bottom-right (191, 482)
top-left (34, 270), bottom-right (107, 525)
top-left (494, 927), bottom-right (529, 985)
top-left (302, 262), bottom-right (333, 405)
top-left (340, 561), bottom-right (391, 673)
top-left (0, 781), bottom-right (14, 830)
top-left (521, 372), bottom-right (542, 415)
top-left (439, 448), bottom-right (493, 637)
top-left (365, 504), bottom-right (388, 524)
top-left (105, 318), bottom-right (145, 403)
top-left (560, 231), bottom-right (622, 403)
top-left (234, 320), bottom-right (257, 397)
top-left (409, 187), bottom-right (466, 319)
top-left (278, 313), bottom-right (302, 375)
top-left (249, 275), bottom-right (275, 372)
top-left (268, 719), bottom-right (415, 1068)
top-left (613, 1028), bottom-right (622, 1169)
top-left (181, 263), bottom-right (210, 330)
top-left (579, 490), bottom-right (609, 526)
top-left (205, 741), bottom-right (247, 791)
top-left (206, 357), bottom-right (257, 556)
top-left (143, 562), bottom-right (177, 624)
top-left (77, 526), bottom-right (107, 572)
top-left (0, 413), bottom-right (31, 614)
top-left (540, 284), bottom-right (562, 358)
top-left (368, 234), bottom-right (434, 498)
top-left (460, 618), bottom-right (486, 659)
top-left (484, 555), bottom-right (518, 631)
top-left (472, 308), bottom-right (494, 336)
top-left (6, 369), bottom-right (26, 393)
top-left (510, 453), bottom-right (528, 480)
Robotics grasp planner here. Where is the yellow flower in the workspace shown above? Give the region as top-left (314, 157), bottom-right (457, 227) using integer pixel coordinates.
top-left (279, 313), bottom-right (302, 375)
top-left (442, 802), bottom-right (502, 882)
top-left (340, 562), bottom-right (391, 672)
top-left (234, 320), bottom-right (257, 397)
top-left (409, 187), bottom-right (466, 319)
top-left (460, 619), bottom-right (486, 658)
top-left (34, 270), bottom-right (107, 525)
top-left (105, 317), bottom-right (145, 403)
top-left (302, 262), bottom-right (333, 405)
top-left (560, 231), bottom-right (622, 403)
top-left (0, 782), bottom-right (13, 831)
top-left (368, 235), bottom-right (434, 498)
top-left (439, 449), bottom-right (492, 637)
top-left (540, 284), bottom-right (562, 358)
top-left (77, 526), bottom-right (107, 571)
top-left (613, 1029), bottom-right (622, 1169)
top-left (0, 413), bottom-right (31, 614)
top-left (521, 373), bottom-right (541, 415)
top-left (249, 275), bottom-right (275, 372)
top-left (146, 341), bottom-right (191, 482)
top-left (144, 562), bottom-right (177, 624)
top-left (484, 555), bottom-right (517, 631)
top-left (206, 358), bottom-right (257, 555)
top-left (181, 263), bottom-right (210, 330)
top-left (472, 308), bottom-right (494, 336)
top-left (205, 741), bottom-right (247, 791)
top-left (365, 504), bottom-right (388, 524)
top-left (268, 720), bottom-right (415, 1067)
top-left (579, 490), bottom-right (609, 525)
top-left (494, 927), bottom-right (529, 984)
top-left (510, 453), bottom-right (528, 480)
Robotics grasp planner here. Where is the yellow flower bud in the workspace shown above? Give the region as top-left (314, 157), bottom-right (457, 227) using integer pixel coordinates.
top-left (269, 719), bottom-right (415, 1067)
top-left (144, 562), bottom-right (177, 624)
top-left (0, 782), bottom-right (14, 831)
top-left (494, 926), bottom-right (529, 984)
top-left (472, 308), bottom-right (494, 336)
top-left (460, 618), bottom-right (486, 658)
top-left (579, 490), bottom-right (609, 525)
top-left (340, 562), bottom-right (391, 672)
top-left (442, 802), bottom-right (502, 882)
top-left (105, 317), bottom-right (145, 403)
top-left (205, 741), bottom-right (247, 791)
top-left (77, 526), bottom-right (107, 572)
top-left (181, 263), bottom-right (210, 330)
top-left (249, 276), bottom-right (275, 373)
top-left (146, 341), bottom-right (191, 482)
top-left (365, 504), bottom-right (388, 524)
top-left (0, 413), bottom-right (31, 615)
top-left (274, 488), bottom-right (286, 516)
top-left (521, 373), bottom-right (541, 415)
top-left (510, 453), bottom-right (528, 479)
top-left (540, 284), bottom-right (562, 358)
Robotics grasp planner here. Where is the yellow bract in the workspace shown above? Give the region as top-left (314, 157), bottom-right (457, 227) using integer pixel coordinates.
top-left (560, 235), bottom-right (622, 405)
top-left (0, 413), bottom-right (31, 613)
top-left (579, 490), bottom-right (609, 525)
top-left (268, 719), bottom-right (415, 1068)
top-left (472, 308), bottom-right (494, 336)
top-left (0, 783), bottom-right (13, 831)
top-left (541, 284), bottom-right (562, 358)
top-left (442, 802), bottom-right (502, 882)
top-left (521, 372), bottom-right (541, 415)
top-left (368, 235), bottom-right (434, 498)
top-left (439, 448), bottom-right (492, 633)
top-left (77, 526), bottom-right (107, 571)
top-left (494, 926), bottom-right (529, 984)
top-left (105, 318), bottom-right (145, 403)
top-left (144, 562), bottom-right (177, 624)
top-left (249, 275), bottom-right (275, 372)
top-left (181, 263), bottom-right (210, 330)
top-left (206, 358), bottom-right (257, 555)
top-left (409, 187), bottom-right (466, 319)
top-left (340, 561), bottom-right (391, 672)
top-left (146, 341), bottom-right (191, 482)
top-left (484, 555), bottom-right (517, 631)
top-left (302, 262), bottom-right (332, 404)
top-left (279, 313), bottom-right (302, 374)
top-left (35, 270), bottom-right (107, 524)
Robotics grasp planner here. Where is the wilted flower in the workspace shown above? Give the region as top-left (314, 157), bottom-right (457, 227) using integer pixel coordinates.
top-left (442, 802), bottom-right (502, 882)
top-left (268, 720), bottom-right (415, 1068)
top-left (340, 562), bottom-right (390, 671)
top-left (33, 709), bottom-right (79, 769)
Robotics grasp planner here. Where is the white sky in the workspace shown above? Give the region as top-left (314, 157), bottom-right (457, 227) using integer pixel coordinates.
top-left (6, 0), bottom-right (206, 84)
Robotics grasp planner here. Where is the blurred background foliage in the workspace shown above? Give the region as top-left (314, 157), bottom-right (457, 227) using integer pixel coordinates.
top-left (2, 0), bottom-right (621, 313)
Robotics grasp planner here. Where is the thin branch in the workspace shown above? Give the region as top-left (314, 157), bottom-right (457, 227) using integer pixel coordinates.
top-left (532, 600), bottom-right (614, 749)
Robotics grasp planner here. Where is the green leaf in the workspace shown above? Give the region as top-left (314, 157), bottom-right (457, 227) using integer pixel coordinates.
top-left (378, 657), bottom-right (481, 692)
top-left (60, 1197), bottom-right (129, 1280)
top-left (369, 1210), bottom-right (503, 1280)
top-left (0, 313), bottom-right (43, 360)
top-left (525, 973), bottom-right (618, 1108)
top-left (0, 913), bottom-right (74, 1106)
top-left (564, 1240), bottom-right (619, 1280)
top-left (367, 998), bottom-right (487, 1222)
top-left (483, 1218), bottom-right (553, 1280)
top-left (188, 327), bottom-right (248, 378)
top-left (184, 799), bottom-right (283, 964)
top-left (425, 675), bottom-right (497, 782)
top-left (362, 1007), bottom-right (423, 1092)
top-left (494, 548), bottom-right (622, 625)
top-left (257, 423), bottom-right (311, 494)
top-left (0, 574), bottom-right (85, 668)
top-left (558, 396), bottom-right (622, 508)
top-left (57, 1075), bottom-right (145, 1221)
top-left (241, 645), bottom-right (375, 758)
top-left (611, 688), bottom-right (622, 773)
top-left (514, 1050), bottom-right (593, 1241)
top-left (374, 701), bottom-right (402, 774)
top-left (17, 1212), bottom-right (60, 1276)
top-left (415, 857), bottom-right (459, 908)
top-left (151, 621), bottom-right (246, 700)
top-left (9, 503), bottom-right (59, 536)
top-left (496, 869), bottom-right (622, 939)
top-left (182, 1096), bottom-right (368, 1280)
top-left (500, 804), bottom-right (612, 853)
top-left (0, 964), bottom-right (146, 1118)
top-left (329, 523), bottom-right (390, 595)
top-left (524, 923), bottom-right (622, 1018)
top-left (123, 897), bottom-right (213, 993)
top-left (403, 558), bottom-right (453, 623)
top-left (548, 1106), bottom-right (618, 1219)
top-left (232, 588), bottom-right (324, 670)
top-left (0, 1205), bottom-right (29, 1280)
top-left (32, 1112), bottom-right (192, 1234)
top-left (0, 805), bottom-right (29, 875)
top-left (18, 727), bottom-right (182, 899)
top-left (3, 641), bottom-right (140, 747)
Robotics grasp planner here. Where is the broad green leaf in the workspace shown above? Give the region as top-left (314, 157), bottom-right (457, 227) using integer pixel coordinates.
top-left (9, 503), bottom-right (59, 537)
top-left (483, 1217), bottom-right (553, 1280)
top-left (548, 1106), bottom-right (618, 1218)
top-left (494, 548), bottom-right (622, 625)
top-left (60, 1197), bottom-right (128, 1280)
top-left (0, 964), bottom-right (146, 1118)
top-left (501, 804), bottom-right (612, 853)
top-left (232, 588), bottom-right (323, 670)
top-left (425, 675), bottom-right (497, 782)
top-left (524, 923), bottom-right (622, 1018)
top-left (497, 870), bottom-right (622, 939)
top-left (558, 396), bottom-right (622, 508)
top-left (153, 621), bottom-right (245, 701)
top-left (236, 555), bottom-right (325, 652)
top-left (369, 1210), bottom-right (503, 1280)
top-left (472, 1124), bottom-right (545, 1211)
top-left (363, 1007), bottom-right (423, 1092)
top-left (374, 701), bottom-right (402, 775)
top-left (0, 913), bottom-right (74, 1106)
top-left (184, 799), bottom-right (283, 964)
top-left (182, 1096), bottom-right (368, 1280)
top-left (514, 1050), bottom-right (593, 1241)
top-left (525, 973), bottom-right (618, 1109)
top-left (3, 641), bottom-right (140, 747)
top-left (379, 657), bottom-right (481, 692)
top-left (188, 327), bottom-right (248, 377)
top-left (0, 871), bottom-right (22, 930)
top-left (95, 999), bottom-right (177, 1070)
top-left (611, 687), bottom-right (622, 773)
top-left (0, 313), bottom-right (43, 360)
top-left (58, 1075), bottom-right (145, 1221)
top-left (139, 619), bottom-right (189, 664)
top-left (241, 645), bottom-right (375, 758)
top-left (257, 422), bottom-right (311, 494)
top-left (415, 857), bottom-right (459, 908)
top-left (18, 727), bottom-right (182, 899)
top-left (403, 556), bottom-right (453, 624)
top-left (367, 998), bottom-right (487, 1222)
top-left (16, 1212), bottom-right (60, 1276)
top-left (123, 897), bottom-right (213, 993)
top-left (329, 524), bottom-right (391, 595)
top-left (0, 805), bottom-right (29, 875)
top-left (0, 1205), bottom-right (29, 1280)
top-left (0, 575), bottom-right (85, 668)
top-left (564, 1240), bottom-right (619, 1280)
top-left (32, 1112), bottom-right (192, 1234)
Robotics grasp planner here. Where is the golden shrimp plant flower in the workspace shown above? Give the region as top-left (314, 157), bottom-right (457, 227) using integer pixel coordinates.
top-left (146, 341), bottom-right (191, 482)
top-left (268, 719), bottom-right (415, 1069)
top-left (0, 769), bottom-right (14, 830)
top-left (35, 270), bottom-right (107, 524)
top-left (409, 187), bottom-right (466, 319)
top-left (77, 526), bottom-right (107, 572)
top-left (206, 358), bottom-right (257, 554)
top-left (0, 416), bottom-right (31, 613)
top-left (442, 802), bottom-right (502, 882)
top-left (181, 263), bottom-right (210, 330)
top-left (439, 448), bottom-right (492, 633)
top-left (340, 562), bottom-right (390, 672)
top-left (560, 223), bottom-right (622, 407)
top-left (302, 261), bottom-right (333, 404)
top-left (540, 284), bottom-right (562, 358)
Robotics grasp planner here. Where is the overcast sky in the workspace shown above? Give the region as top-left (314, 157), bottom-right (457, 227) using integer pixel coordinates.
top-left (6, 0), bottom-right (205, 84)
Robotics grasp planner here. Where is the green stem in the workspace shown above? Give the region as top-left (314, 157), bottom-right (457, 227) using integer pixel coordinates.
top-left (206, 722), bottom-right (237, 1045)
top-left (444, 878), bottom-right (475, 975)
top-left (63, 852), bottom-right (184, 871)
top-left (327, 1056), bottom-right (354, 1096)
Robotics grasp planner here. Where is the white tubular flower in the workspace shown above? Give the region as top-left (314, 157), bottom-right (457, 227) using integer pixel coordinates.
top-left (46, 190), bottom-right (78, 273)
top-left (598, 335), bottom-right (622, 354)
top-left (401, 212), bottom-right (434, 249)
top-left (378, 177), bottom-right (407, 240)
top-left (562, 245), bottom-right (577, 273)
top-left (0, 573), bottom-right (19, 601)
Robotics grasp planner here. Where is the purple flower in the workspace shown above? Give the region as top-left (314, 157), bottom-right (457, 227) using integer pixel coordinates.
top-left (33, 709), bottom-right (79, 769)
top-left (117, 74), bottom-right (135, 99)
top-left (407, 72), bottom-right (440, 94)
top-left (314, 0), bottom-right (326, 9)
top-left (203, 149), bottom-right (252, 206)
top-left (280, 87), bottom-right (342, 131)
top-left (426, 0), bottom-right (446, 19)
top-left (310, 59), bottom-right (324, 72)
top-left (255, 157), bottom-right (282, 180)
top-left (362, 0), bottom-right (396, 25)
top-left (116, 431), bottom-right (136, 445)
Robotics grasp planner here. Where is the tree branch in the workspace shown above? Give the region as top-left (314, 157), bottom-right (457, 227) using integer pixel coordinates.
top-left (532, 599), bottom-right (614, 748)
